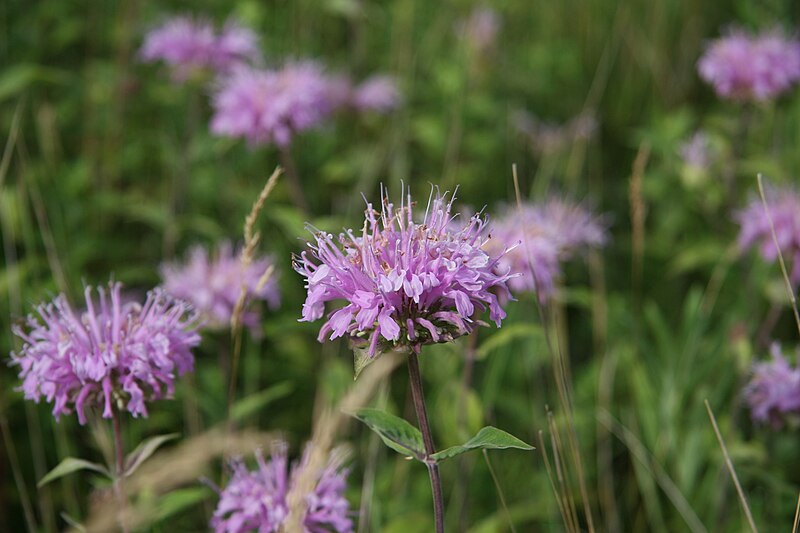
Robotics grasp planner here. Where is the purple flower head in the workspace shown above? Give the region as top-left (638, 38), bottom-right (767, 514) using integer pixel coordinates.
top-left (680, 131), bottom-right (714, 170)
top-left (351, 76), bottom-right (401, 113)
top-left (488, 199), bottom-right (608, 299)
top-left (698, 27), bottom-right (800, 102)
top-left (744, 344), bottom-right (800, 428)
top-left (458, 7), bottom-right (501, 55)
top-left (210, 61), bottom-right (342, 146)
top-left (160, 242), bottom-right (280, 333)
top-left (736, 185), bottom-right (800, 284)
top-left (294, 186), bottom-right (514, 359)
top-left (10, 282), bottom-right (201, 424)
top-left (140, 16), bottom-right (260, 81)
top-left (211, 442), bottom-right (353, 533)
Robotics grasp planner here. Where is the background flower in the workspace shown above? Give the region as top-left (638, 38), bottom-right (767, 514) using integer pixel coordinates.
top-left (161, 242), bottom-right (280, 332)
top-left (698, 27), bottom-right (800, 101)
top-left (487, 199), bottom-right (607, 299)
top-left (211, 442), bottom-right (352, 533)
top-left (745, 344), bottom-right (800, 427)
top-left (736, 185), bottom-right (800, 284)
top-left (140, 16), bottom-right (260, 81)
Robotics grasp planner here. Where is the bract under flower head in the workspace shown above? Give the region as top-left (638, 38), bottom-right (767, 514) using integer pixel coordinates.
top-left (744, 344), bottom-right (800, 428)
top-left (698, 27), bottom-right (800, 102)
top-left (10, 282), bottom-right (201, 424)
top-left (211, 442), bottom-right (352, 533)
top-left (294, 186), bottom-right (513, 360)
top-left (140, 16), bottom-right (260, 81)
top-left (160, 241), bottom-right (280, 332)
top-left (210, 61), bottom-right (341, 147)
top-left (487, 199), bottom-right (607, 299)
top-left (736, 185), bottom-right (800, 284)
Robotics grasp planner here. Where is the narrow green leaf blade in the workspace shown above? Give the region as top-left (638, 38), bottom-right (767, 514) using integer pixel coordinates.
top-left (124, 433), bottom-right (180, 476)
top-left (230, 381), bottom-right (294, 422)
top-left (354, 408), bottom-right (424, 460)
top-left (38, 458), bottom-right (110, 488)
top-left (431, 426), bottom-right (534, 462)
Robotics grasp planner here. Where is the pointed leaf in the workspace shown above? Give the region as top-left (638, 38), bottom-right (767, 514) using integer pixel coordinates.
top-left (353, 345), bottom-right (377, 380)
top-left (431, 426), bottom-right (534, 462)
top-left (38, 458), bottom-right (110, 488)
top-left (354, 408), bottom-right (424, 460)
top-left (124, 433), bottom-right (180, 476)
top-left (230, 381), bottom-right (294, 422)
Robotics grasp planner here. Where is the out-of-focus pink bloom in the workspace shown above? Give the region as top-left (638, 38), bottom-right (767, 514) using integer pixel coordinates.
top-left (211, 442), bottom-right (352, 533)
top-left (736, 185), bottom-right (800, 283)
top-left (161, 242), bottom-right (279, 333)
top-left (745, 344), bottom-right (800, 428)
top-left (351, 76), bottom-right (401, 113)
top-left (698, 28), bottom-right (800, 101)
top-left (458, 7), bottom-right (501, 55)
top-left (140, 16), bottom-right (260, 81)
top-left (487, 199), bottom-right (608, 299)
top-left (210, 61), bottom-right (342, 146)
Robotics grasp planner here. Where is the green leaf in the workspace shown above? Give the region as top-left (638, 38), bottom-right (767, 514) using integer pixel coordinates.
top-left (124, 433), bottom-right (180, 476)
top-left (431, 426), bottom-right (534, 462)
top-left (353, 346), bottom-right (377, 380)
top-left (230, 381), bottom-right (294, 422)
top-left (354, 408), bottom-right (425, 460)
top-left (38, 458), bottom-right (110, 488)
top-left (156, 487), bottom-right (213, 522)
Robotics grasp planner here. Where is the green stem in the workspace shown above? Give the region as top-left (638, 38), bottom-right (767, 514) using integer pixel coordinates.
top-left (407, 352), bottom-right (445, 533)
top-left (111, 407), bottom-right (130, 533)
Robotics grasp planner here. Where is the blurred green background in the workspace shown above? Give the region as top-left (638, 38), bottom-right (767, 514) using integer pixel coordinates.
top-left (3, 0), bottom-right (800, 531)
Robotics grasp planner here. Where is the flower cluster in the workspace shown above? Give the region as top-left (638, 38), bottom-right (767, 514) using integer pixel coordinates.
top-left (744, 344), bottom-right (800, 428)
top-left (698, 28), bottom-right (800, 102)
top-left (210, 61), bottom-right (344, 146)
top-left (294, 187), bottom-right (513, 357)
top-left (457, 7), bottom-right (501, 56)
top-left (10, 283), bottom-right (201, 424)
top-left (160, 242), bottom-right (280, 332)
top-left (210, 62), bottom-right (401, 146)
top-left (679, 131), bottom-right (714, 171)
top-left (487, 199), bottom-right (607, 298)
top-left (736, 185), bottom-right (800, 284)
top-left (351, 76), bottom-right (401, 113)
top-left (140, 16), bottom-right (260, 81)
top-left (211, 443), bottom-right (352, 533)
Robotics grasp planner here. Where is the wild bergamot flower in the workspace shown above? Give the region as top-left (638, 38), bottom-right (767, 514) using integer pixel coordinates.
top-left (294, 186), bottom-right (513, 358)
top-left (161, 241), bottom-right (280, 332)
top-left (698, 27), bottom-right (800, 102)
top-left (10, 282), bottom-right (201, 424)
top-left (211, 442), bottom-right (352, 533)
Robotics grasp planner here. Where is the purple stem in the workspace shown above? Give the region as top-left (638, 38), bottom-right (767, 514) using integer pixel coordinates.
top-left (407, 352), bottom-right (445, 533)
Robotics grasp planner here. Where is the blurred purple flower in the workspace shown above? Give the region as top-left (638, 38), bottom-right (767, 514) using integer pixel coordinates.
top-left (140, 16), bottom-right (260, 81)
top-left (679, 131), bottom-right (713, 170)
top-left (736, 185), bottom-right (800, 283)
top-left (211, 442), bottom-right (352, 533)
top-left (351, 76), bottom-right (401, 113)
top-left (458, 7), bottom-right (501, 55)
top-left (745, 344), bottom-right (800, 427)
top-left (161, 242), bottom-right (280, 333)
top-left (10, 282), bottom-right (201, 424)
top-left (487, 199), bottom-right (608, 299)
top-left (698, 28), bottom-right (800, 102)
top-left (210, 61), bottom-right (341, 146)
top-left (294, 186), bottom-right (513, 358)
